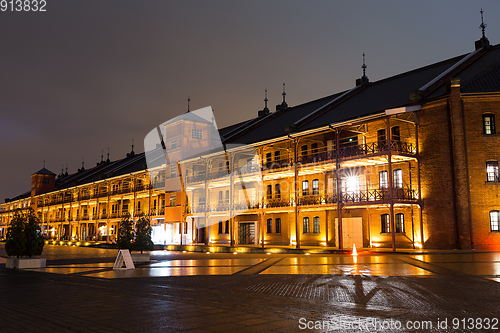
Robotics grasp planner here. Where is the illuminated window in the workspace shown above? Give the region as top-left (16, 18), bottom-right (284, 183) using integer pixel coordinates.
top-left (379, 171), bottom-right (388, 188)
top-left (267, 218), bottom-right (272, 234)
top-left (490, 211), bottom-right (499, 232)
top-left (487, 161), bottom-right (499, 182)
top-left (381, 214), bottom-right (390, 233)
top-left (302, 180), bottom-right (309, 196)
top-left (169, 193), bottom-right (176, 206)
top-left (393, 169), bottom-right (403, 188)
top-left (303, 217), bottom-right (310, 233)
top-left (192, 129), bottom-right (202, 139)
top-left (313, 216), bottom-right (320, 233)
top-left (344, 176), bottom-right (360, 194)
top-left (312, 179), bottom-right (319, 195)
top-left (483, 114), bottom-right (496, 135)
top-left (275, 218), bottom-right (281, 233)
top-left (395, 213), bottom-right (405, 233)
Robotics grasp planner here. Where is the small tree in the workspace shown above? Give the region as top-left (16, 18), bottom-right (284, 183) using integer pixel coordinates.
top-left (134, 215), bottom-right (153, 254)
top-left (117, 213), bottom-right (134, 251)
top-left (5, 208), bottom-right (44, 258)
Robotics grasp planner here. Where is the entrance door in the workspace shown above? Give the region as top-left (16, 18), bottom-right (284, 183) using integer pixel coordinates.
top-left (239, 222), bottom-right (255, 245)
top-left (334, 217), bottom-right (363, 249)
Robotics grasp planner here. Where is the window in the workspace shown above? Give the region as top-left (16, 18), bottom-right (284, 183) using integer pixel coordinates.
top-left (275, 218), bottom-right (281, 233)
top-left (483, 114), bottom-right (496, 135)
top-left (313, 216), bottom-right (320, 233)
top-left (218, 221), bottom-right (223, 234)
top-left (395, 213), bottom-right (405, 233)
top-left (198, 197), bottom-right (206, 207)
top-left (192, 129), bottom-right (202, 139)
top-left (274, 151), bottom-right (280, 161)
top-left (275, 184), bottom-right (281, 199)
top-left (171, 140), bottom-right (177, 149)
top-left (487, 161), bottom-right (499, 182)
top-left (266, 185), bottom-right (273, 200)
top-left (381, 214), bottom-right (390, 233)
top-left (391, 126), bottom-right (400, 141)
top-left (225, 190), bottom-right (229, 203)
top-left (267, 218), bottom-right (272, 234)
top-left (490, 211), bottom-right (500, 232)
top-left (393, 169), bottom-right (403, 188)
top-left (42, 178), bottom-right (49, 184)
top-left (225, 220), bottom-right (229, 234)
top-left (137, 201), bottom-right (141, 212)
top-left (218, 191), bottom-right (223, 204)
top-left (266, 152), bottom-right (272, 163)
top-left (302, 180), bottom-right (309, 196)
top-left (379, 171), bottom-right (388, 188)
top-left (377, 129), bottom-right (386, 148)
top-left (312, 179), bottom-right (319, 195)
top-left (303, 217), bottom-right (310, 233)
top-left (170, 166), bottom-right (177, 178)
top-left (301, 145), bottom-right (308, 156)
top-left (169, 193), bottom-right (176, 206)
top-left (311, 143), bottom-right (318, 155)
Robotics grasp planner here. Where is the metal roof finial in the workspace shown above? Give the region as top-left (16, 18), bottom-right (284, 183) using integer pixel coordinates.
top-left (43, 160), bottom-right (45, 168)
top-left (101, 150), bottom-right (104, 163)
top-left (132, 139), bottom-right (134, 153)
top-left (362, 52), bottom-right (367, 78)
top-left (282, 82), bottom-right (286, 103)
top-left (187, 97), bottom-right (190, 112)
top-left (480, 8), bottom-right (487, 39)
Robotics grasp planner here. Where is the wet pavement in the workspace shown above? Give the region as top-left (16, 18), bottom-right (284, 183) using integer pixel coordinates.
top-left (1, 244), bottom-right (500, 332)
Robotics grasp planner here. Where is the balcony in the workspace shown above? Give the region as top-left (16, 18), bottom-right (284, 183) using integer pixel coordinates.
top-left (266, 198), bottom-right (292, 208)
top-left (263, 158), bottom-right (293, 172)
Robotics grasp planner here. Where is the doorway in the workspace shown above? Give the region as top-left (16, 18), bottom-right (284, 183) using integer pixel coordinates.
top-left (334, 217), bottom-right (363, 249)
top-left (239, 222), bottom-right (255, 245)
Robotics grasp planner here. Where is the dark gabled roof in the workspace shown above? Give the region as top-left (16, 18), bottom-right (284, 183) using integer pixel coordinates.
top-left (32, 167), bottom-right (56, 176)
top-left (462, 62), bottom-right (500, 93)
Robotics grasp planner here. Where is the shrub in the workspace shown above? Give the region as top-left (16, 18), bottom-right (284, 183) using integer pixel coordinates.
top-left (117, 213), bottom-right (134, 251)
top-left (5, 208), bottom-right (44, 258)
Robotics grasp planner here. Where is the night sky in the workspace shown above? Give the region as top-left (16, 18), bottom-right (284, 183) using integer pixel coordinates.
top-left (1, 1), bottom-right (499, 203)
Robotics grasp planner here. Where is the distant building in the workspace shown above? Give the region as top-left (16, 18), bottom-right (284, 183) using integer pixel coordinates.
top-left (1, 38), bottom-right (499, 250)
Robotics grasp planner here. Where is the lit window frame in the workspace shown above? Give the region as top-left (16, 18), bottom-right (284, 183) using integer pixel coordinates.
top-left (483, 114), bottom-right (496, 135)
top-left (395, 213), bottom-right (405, 233)
top-left (490, 211), bottom-right (500, 232)
top-left (381, 214), bottom-right (390, 233)
top-left (486, 161), bottom-right (499, 182)
top-left (303, 217), bottom-right (310, 233)
top-left (313, 216), bottom-right (320, 233)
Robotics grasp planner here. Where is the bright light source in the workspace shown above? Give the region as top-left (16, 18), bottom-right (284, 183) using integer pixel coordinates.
top-left (233, 252), bottom-right (238, 254)
top-left (345, 176), bottom-right (360, 193)
top-left (305, 253), bottom-right (310, 256)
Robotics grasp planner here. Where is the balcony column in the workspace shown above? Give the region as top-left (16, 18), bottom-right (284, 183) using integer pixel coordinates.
top-left (324, 170), bottom-right (328, 246)
top-left (78, 188), bottom-right (81, 241)
top-left (387, 116), bottom-right (396, 252)
top-left (60, 194), bottom-right (64, 240)
top-left (229, 151), bottom-right (234, 246)
top-left (415, 112), bottom-right (424, 248)
top-left (336, 129), bottom-right (343, 250)
top-left (106, 181), bottom-right (110, 243)
top-left (293, 137), bottom-right (300, 249)
top-left (204, 157), bottom-right (209, 245)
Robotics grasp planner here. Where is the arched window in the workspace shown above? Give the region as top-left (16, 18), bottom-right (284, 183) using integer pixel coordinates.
top-left (274, 151), bottom-right (280, 161)
top-left (487, 161), bottom-right (499, 182)
top-left (266, 185), bottom-right (273, 199)
top-left (225, 220), bottom-right (229, 234)
top-left (218, 191), bottom-right (223, 204)
top-left (483, 114), bottom-right (496, 135)
top-left (393, 169), bottom-right (403, 188)
top-left (301, 145), bottom-right (308, 156)
top-left (391, 126), bottom-right (400, 141)
top-left (379, 170), bottom-right (388, 188)
top-left (275, 184), bottom-right (281, 199)
top-left (266, 152), bottom-right (272, 163)
top-left (312, 179), bottom-right (319, 195)
top-left (377, 129), bottom-right (387, 149)
top-left (381, 214), bottom-right (390, 233)
top-left (302, 180), bottom-right (309, 196)
top-left (275, 218), bottom-right (281, 234)
top-left (395, 213), bottom-right (405, 233)
top-left (218, 221), bottom-right (223, 234)
top-left (303, 217), bottom-right (310, 233)
top-left (225, 190), bottom-right (230, 203)
top-left (313, 216), bottom-right (320, 233)
top-left (490, 211), bottom-right (500, 232)
top-left (267, 218), bottom-right (272, 234)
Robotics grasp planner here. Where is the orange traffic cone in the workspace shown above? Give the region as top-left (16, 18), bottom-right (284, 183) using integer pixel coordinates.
top-left (352, 243), bottom-right (358, 256)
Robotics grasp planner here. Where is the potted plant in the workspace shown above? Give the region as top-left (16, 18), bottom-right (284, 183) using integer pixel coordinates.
top-left (132, 214), bottom-right (153, 262)
top-left (5, 208), bottom-right (46, 269)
